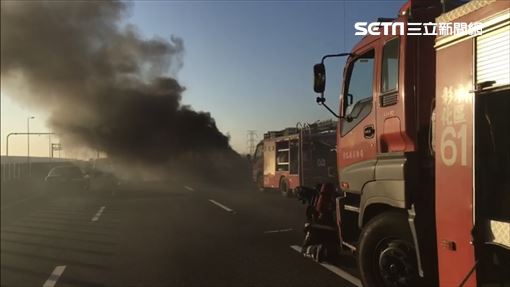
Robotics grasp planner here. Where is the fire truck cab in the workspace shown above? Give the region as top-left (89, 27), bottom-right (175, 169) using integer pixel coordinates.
top-left (311, 0), bottom-right (509, 286)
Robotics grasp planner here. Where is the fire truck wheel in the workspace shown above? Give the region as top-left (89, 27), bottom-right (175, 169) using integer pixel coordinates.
top-left (257, 174), bottom-right (266, 192)
top-left (279, 177), bottom-right (292, 197)
top-left (358, 211), bottom-right (418, 287)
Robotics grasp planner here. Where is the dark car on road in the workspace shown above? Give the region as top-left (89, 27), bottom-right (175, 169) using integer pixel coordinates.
top-left (44, 165), bottom-right (90, 191)
top-left (89, 170), bottom-right (120, 191)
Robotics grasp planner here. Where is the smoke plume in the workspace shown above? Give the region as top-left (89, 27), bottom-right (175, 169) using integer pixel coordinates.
top-left (1, 1), bottom-right (236, 168)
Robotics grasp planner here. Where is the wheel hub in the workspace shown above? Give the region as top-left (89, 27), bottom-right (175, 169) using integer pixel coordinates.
top-left (378, 240), bottom-right (416, 287)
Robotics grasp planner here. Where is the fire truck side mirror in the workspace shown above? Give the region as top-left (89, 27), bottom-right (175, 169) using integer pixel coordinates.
top-left (313, 63), bottom-right (326, 93)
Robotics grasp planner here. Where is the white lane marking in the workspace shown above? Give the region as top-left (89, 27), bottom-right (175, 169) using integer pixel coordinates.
top-left (208, 199), bottom-right (234, 213)
top-left (290, 245), bottom-right (302, 252)
top-left (91, 206), bottom-right (106, 222)
top-left (42, 265), bottom-right (66, 287)
top-left (290, 245), bottom-right (362, 287)
top-left (184, 186), bottom-right (195, 191)
top-left (320, 261), bottom-right (363, 287)
top-left (264, 228), bottom-right (293, 234)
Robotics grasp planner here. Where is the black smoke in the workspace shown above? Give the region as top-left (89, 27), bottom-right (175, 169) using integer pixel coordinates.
top-left (1, 1), bottom-right (237, 168)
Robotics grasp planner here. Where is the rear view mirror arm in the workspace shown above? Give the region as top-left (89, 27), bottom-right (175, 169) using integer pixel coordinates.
top-left (316, 96), bottom-right (340, 118)
top-left (315, 53), bottom-right (354, 119)
top-left (321, 53), bottom-right (353, 64)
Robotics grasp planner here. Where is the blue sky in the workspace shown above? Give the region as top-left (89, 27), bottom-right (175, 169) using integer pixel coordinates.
top-left (1, 1), bottom-right (404, 156)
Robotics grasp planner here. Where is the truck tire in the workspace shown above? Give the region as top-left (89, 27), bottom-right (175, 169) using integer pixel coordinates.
top-left (257, 174), bottom-right (266, 192)
top-left (358, 211), bottom-right (419, 287)
top-left (279, 177), bottom-right (292, 197)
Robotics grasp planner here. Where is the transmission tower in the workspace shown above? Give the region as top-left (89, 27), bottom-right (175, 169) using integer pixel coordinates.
top-left (246, 130), bottom-right (258, 155)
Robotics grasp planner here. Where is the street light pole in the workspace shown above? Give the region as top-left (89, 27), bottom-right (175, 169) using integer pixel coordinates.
top-left (27, 116), bottom-right (35, 177)
top-left (49, 132), bottom-right (52, 159)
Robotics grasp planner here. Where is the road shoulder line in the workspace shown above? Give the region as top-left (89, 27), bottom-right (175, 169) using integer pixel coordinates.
top-left (263, 228), bottom-right (293, 234)
top-left (290, 245), bottom-right (362, 287)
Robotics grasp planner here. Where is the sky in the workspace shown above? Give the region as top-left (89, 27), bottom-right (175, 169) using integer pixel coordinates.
top-left (1, 0), bottom-right (404, 157)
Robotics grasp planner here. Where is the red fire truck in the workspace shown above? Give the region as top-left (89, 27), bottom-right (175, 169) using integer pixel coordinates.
top-left (252, 120), bottom-right (337, 196)
top-left (310, 0), bottom-right (509, 286)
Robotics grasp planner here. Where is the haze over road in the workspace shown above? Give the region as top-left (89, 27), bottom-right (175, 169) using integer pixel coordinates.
top-left (1, 181), bottom-right (359, 287)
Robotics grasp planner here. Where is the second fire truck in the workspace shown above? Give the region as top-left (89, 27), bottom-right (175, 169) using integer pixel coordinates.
top-left (252, 120), bottom-right (338, 197)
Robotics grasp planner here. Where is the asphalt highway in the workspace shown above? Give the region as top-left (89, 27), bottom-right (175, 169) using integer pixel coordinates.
top-left (1, 180), bottom-right (360, 287)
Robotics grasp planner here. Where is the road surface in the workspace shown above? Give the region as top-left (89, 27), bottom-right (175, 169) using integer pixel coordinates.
top-left (1, 180), bottom-right (360, 287)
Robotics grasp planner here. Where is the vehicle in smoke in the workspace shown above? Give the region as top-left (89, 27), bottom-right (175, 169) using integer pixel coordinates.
top-left (44, 165), bottom-right (90, 191)
top-left (88, 170), bottom-right (120, 191)
top-left (252, 120), bottom-right (337, 197)
top-left (87, 158), bottom-right (121, 191)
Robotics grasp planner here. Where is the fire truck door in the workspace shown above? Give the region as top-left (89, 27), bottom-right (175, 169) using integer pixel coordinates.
top-left (338, 48), bottom-right (377, 193)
